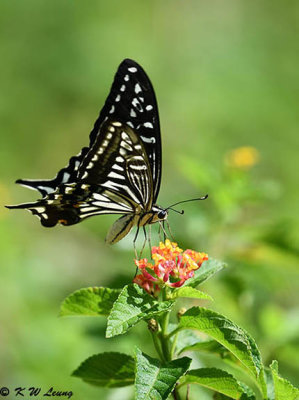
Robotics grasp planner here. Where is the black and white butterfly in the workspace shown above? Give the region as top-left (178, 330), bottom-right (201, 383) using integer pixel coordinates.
top-left (7, 59), bottom-right (171, 245)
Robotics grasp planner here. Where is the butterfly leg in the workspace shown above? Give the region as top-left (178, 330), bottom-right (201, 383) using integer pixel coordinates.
top-left (166, 219), bottom-right (175, 241)
top-left (159, 221), bottom-right (168, 241)
top-left (147, 225), bottom-right (153, 260)
top-left (139, 226), bottom-right (147, 259)
top-left (133, 224), bottom-right (140, 260)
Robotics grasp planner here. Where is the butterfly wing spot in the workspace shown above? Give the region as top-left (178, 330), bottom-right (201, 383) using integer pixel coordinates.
top-left (134, 144), bottom-right (142, 150)
top-left (140, 135), bottom-right (156, 143)
top-left (146, 105), bottom-right (153, 111)
top-left (112, 122), bottom-right (122, 127)
top-left (129, 164), bottom-right (147, 170)
top-left (121, 132), bottom-right (130, 141)
top-left (116, 156), bottom-right (125, 163)
top-left (82, 172), bottom-right (89, 179)
top-left (124, 74), bottom-right (129, 81)
top-left (92, 154), bottom-right (99, 162)
top-left (126, 121), bottom-right (134, 128)
top-left (97, 148), bottom-right (104, 155)
top-left (109, 105), bottom-right (115, 114)
top-left (87, 162), bottom-right (94, 169)
top-left (132, 98), bottom-right (143, 112)
top-left (115, 95), bottom-right (121, 102)
top-left (112, 164), bottom-right (124, 172)
top-left (121, 141), bottom-right (133, 151)
top-left (108, 171), bottom-right (125, 180)
top-left (106, 133), bottom-right (113, 139)
top-left (120, 148), bottom-right (127, 156)
top-left (120, 85), bottom-right (126, 92)
top-left (130, 109), bottom-right (137, 118)
top-left (128, 67), bottom-right (137, 73)
top-left (135, 83), bottom-right (142, 94)
top-left (143, 122), bottom-right (154, 129)
top-left (61, 172), bottom-right (71, 184)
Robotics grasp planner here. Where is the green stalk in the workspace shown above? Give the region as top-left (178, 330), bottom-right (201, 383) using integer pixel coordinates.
top-left (151, 330), bottom-right (164, 362)
top-left (158, 288), bottom-right (183, 400)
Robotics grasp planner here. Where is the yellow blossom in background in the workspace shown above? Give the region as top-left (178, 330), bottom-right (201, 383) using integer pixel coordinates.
top-left (225, 146), bottom-right (260, 170)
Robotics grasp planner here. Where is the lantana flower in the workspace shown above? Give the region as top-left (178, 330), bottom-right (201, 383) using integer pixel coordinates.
top-left (133, 239), bottom-right (208, 296)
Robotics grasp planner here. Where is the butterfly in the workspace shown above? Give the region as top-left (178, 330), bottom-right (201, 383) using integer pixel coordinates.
top-left (6, 59), bottom-right (170, 245)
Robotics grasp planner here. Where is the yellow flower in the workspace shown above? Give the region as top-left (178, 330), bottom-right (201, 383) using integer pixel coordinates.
top-left (225, 146), bottom-right (260, 170)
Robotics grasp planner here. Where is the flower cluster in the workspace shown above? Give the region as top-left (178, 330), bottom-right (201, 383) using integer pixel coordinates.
top-left (133, 240), bottom-right (208, 296)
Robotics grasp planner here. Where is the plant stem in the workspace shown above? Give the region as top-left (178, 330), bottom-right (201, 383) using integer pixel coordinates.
top-left (151, 331), bottom-right (164, 362)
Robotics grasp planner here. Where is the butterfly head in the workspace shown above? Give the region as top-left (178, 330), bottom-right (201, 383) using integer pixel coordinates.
top-left (151, 205), bottom-right (168, 223)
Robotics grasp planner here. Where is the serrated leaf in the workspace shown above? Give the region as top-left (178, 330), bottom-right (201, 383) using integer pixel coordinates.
top-left (60, 287), bottom-right (121, 317)
top-left (178, 307), bottom-right (261, 378)
top-left (171, 286), bottom-right (213, 301)
top-left (179, 368), bottom-right (255, 399)
top-left (106, 284), bottom-right (174, 338)
top-left (270, 360), bottom-right (299, 400)
top-left (178, 339), bottom-right (232, 358)
top-left (72, 352), bottom-right (135, 387)
top-left (264, 367), bottom-right (275, 400)
top-left (135, 348), bottom-right (191, 400)
top-left (187, 258), bottom-right (226, 288)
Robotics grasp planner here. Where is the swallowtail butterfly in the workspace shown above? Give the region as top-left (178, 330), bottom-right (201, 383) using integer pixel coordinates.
top-left (7, 59), bottom-right (169, 244)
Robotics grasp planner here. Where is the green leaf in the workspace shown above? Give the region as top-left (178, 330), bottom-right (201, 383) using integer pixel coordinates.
top-left (135, 348), bottom-right (191, 400)
top-left (264, 367), bottom-right (275, 400)
top-left (171, 286), bottom-right (213, 301)
top-left (60, 287), bottom-right (121, 317)
top-left (178, 339), bottom-right (232, 358)
top-left (187, 258), bottom-right (226, 288)
top-left (270, 360), bottom-right (299, 400)
top-left (72, 352), bottom-right (135, 387)
top-left (178, 307), bottom-right (262, 378)
top-left (179, 368), bottom-right (255, 399)
top-left (106, 284), bottom-right (174, 338)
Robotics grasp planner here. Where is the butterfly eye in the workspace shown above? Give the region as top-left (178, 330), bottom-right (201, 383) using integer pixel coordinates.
top-left (157, 210), bottom-right (167, 220)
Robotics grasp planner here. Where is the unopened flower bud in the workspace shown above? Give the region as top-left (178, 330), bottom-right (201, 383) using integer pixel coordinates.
top-left (177, 307), bottom-right (187, 319)
top-left (148, 318), bottom-right (158, 332)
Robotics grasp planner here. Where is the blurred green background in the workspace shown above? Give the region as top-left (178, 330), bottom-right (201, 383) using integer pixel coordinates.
top-left (1, 1), bottom-right (298, 399)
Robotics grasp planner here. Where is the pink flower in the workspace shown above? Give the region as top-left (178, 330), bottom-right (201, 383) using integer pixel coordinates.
top-left (133, 240), bottom-right (208, 295)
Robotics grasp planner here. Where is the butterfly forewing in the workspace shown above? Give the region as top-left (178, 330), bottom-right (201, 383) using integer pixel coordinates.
top-left (89, 59), bottom-right (161, 202)
top-left (78, 120), bottom-right (153, 209)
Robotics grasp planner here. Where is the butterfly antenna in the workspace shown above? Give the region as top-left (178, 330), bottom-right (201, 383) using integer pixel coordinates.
top-left (166, 195), bottom-right (208, 212)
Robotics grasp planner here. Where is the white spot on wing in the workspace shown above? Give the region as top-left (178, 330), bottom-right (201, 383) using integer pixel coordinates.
top-left (109, 105), bottom-right (115, 114)
top-left (61, 172), bottom-right (70, 184)
top-left (121, 132), bottom-right (130, 140)
top-left (140, 135), bottom-right (156, 143)
top-left (116, 156), bottom-right (124, 162)
top-left (128, 67), bottom-right (137, 73)
top-left (120, 85), bottom-right (126, 92)
top-left (146, 105), bottom-right (153, 111)
top-left (135, 83), bottom-right (142, 94)
top-left (113, 164), bottom-right (124, 171)
top-left (126, 121), bottom-right (134, 128)
top-left (130, 109), bottom-right (137, 118)
top-left (124, 74), bottom-right (129, 81)
top-left (108, 171), bottom-right (125, 180)
top-left (143, 122), bottom-right (154, 129)
top-left (115, 95), bottom-right (121, 102)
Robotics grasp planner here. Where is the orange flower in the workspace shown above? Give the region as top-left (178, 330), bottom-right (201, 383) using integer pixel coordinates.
top-left (133, 240), bottom-right (208, 295)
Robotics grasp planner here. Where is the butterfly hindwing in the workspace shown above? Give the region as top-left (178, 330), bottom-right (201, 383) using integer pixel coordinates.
top-left (8, 120), bottom-right (154, 227)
